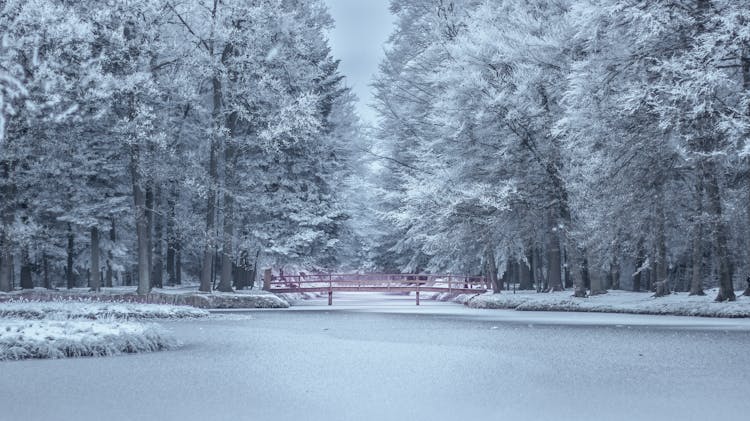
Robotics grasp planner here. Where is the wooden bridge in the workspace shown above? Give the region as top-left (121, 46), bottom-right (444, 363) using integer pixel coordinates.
top-left (262, 272), bottom-right (489, 305)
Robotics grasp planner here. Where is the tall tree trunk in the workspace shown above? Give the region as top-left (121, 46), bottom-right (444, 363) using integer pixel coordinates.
top-left (743, 45), bottom-right (750, 296)
top-left (218, 122), bottom-right (237, 292)
top-left (547, 212), bottom-right (563, 291)
top-left (0, 233), bottom-right (11, 292)
top-left (146, 184), bottom-right (154, 286)
top-left (519, 254), bottom-right (533, 290)
top-left (570, 245), bottom-right (587, 298)
top-left (200, 75), bottom-right (222, 293)
top-left (166, 189), bottom-right (176, 286)
top-left (66, 223), bottom-right (75, 289)
top-left (485, 245), bottom-right (500, 293)
top-left (152, 186), bottom-right (163, 289)
top-left (43, 252), bottom-right (51, 289)
top-left (690, 181), bottom-right (705, 296)
top-left (175, 241), bottom-right (182, 285)
top-left (705, 166), bottom-right (735, 301)
top-left (132, 143), bottom-right (151, 295)
top-left (90, 226), bottom-right (100, 292)
top-left (19, 246), bottom-right (32, 289)
top-left (654, 192), bottom-right (669, 296)
top-left (106, 217), bottom-right (115, 288)
top-left (610, 253), bottom-right (621, 290)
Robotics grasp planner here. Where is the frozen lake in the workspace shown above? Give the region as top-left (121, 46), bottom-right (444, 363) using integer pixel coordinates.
top-left (2, 293), bottom-right (749, 421)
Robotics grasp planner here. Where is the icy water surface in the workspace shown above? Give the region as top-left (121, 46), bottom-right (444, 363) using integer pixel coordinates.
top-left (1, 293), bottom-right (749, 421)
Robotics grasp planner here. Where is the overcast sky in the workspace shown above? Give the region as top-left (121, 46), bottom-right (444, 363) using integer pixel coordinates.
top-left (324, 1), bottom-right (395, 125)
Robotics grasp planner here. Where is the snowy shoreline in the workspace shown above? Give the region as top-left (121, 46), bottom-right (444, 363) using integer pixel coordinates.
top-left (0, 286), bottom-right (289, 309)
top-left (453, 289), bottom-right (750, 318)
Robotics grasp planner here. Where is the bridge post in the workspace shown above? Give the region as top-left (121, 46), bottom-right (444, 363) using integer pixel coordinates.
top-left (416, 282), bottom-right (420, 306)
top-left (263, 269), bottom-right (272, 291)
top-left (448, 273), bottom-right (452, 294)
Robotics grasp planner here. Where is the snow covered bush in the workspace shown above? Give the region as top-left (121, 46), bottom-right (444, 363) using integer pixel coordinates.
top-left (0, 300), bottom-right (209, 320)
top-left (0, 320), bottom-right (177, 361)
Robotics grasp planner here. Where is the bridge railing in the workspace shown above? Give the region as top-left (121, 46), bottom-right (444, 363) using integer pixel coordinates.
top-left (263, 272), bottom-right (489, 305)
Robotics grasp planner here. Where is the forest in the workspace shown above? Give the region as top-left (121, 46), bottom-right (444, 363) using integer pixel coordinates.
top-left (2, 0), bottom-right (750, 302)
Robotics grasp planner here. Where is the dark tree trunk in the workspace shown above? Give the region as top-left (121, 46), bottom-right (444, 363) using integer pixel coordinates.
top-left (547, 213), bottom-right (563, 291)
top-left (152, 187), bottom-right (163, 289)
top-left (610, 254), bottom-right (621, 290)
top-left (705, 167), bottom-right (735, 302)
top-left (200, 75), bottom-right (222, 293)
top-left (519, 253), bottom-right (533, 290)
top-left (42, 252), bottom-right (51, 289)
top-left (485, 246), bottom-right (500, 293)
top-left (90, 226), bottom-right (100, 292)
top-left (175, 241), bottom-right (182, 285)
top-left (20, 246), bottom-right (33, 289)
top-left (106, 217), bottom-right (116, 288)
top-left (67, 223), bottom-right (75, 289)
top-left (690, 181), bottom-right (705, 296)
top-left (132, 143), bottom-right (151, 295)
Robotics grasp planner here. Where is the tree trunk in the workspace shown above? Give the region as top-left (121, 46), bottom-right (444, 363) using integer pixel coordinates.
top-left (570, 245), bottom-right (587, 298)
top-left (67, 223), bottom-right (75, 289)
top-left (0, 234), bottom-right (10, 292)
top-left (43, 252), bottom-right (51, 289)
top-left (152, 187), bottom-right (163, 289)
top-left (218, 121), bottom-right (238, 292)
top-left (200, 75), bottom-right (222, 293)
top-left (519, 255), bottom-right (533, 290)
top-left (547, 213), bottom-right (563, 291)
top-left (132, 143), bottom-right (151, 296)
top-left (655, 193), bottom-right (669, 295)
top-left (690, 181), bottom-right (705, 296)
top-left (90, 226), bottom-right (100, 292)
top-left (166, 190), bottom-right (176, 286)
top-left (705, 167), bottom-right (735, 301)
top-left (610, 253), bottom-right (621, 290)
top-left (485, 246), bottom-right (500, 293)
top-left (19, 246), bottom-right (32, 289)
top-left (175, 241), bottom-right (182, 285)
top-left (106, 217), bottom-right (115, 288)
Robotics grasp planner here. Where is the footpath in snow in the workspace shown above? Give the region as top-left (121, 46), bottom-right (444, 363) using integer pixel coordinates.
top-left (0, 300), bottom-right (208, 361)
top-left (452, 288), bottom-right (750, 318)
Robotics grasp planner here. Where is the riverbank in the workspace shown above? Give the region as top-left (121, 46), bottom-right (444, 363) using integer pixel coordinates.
top-left (456, 288), bottom-right (750, 318)
top-left (0, 286), bottom-right (289, 309)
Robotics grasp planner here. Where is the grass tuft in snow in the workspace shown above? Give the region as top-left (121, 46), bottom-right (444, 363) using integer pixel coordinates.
top-left (0, 320), bottom-right (178, 361)
top-left (0, 300), bottom-right (209, 321)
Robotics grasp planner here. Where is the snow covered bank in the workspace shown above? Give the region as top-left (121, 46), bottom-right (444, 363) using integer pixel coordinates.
top-left (462, 289), bottom-right (750, 318)
top-left (0, 287), bottom-right (289, 309)
top-left (0, 300), bottom-right (208, 320)
top-left (0, 320), bottom-right (177, 361)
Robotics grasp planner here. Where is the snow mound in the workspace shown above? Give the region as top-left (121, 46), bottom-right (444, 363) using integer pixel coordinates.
top-left (0, 300), bottom-right (209, 321)
top-left (465, 290), bottom-right (750, 318)
top-left (0, 320), bottom-right (178, 361)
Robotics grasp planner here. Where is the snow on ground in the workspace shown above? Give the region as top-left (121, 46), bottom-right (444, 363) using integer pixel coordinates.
top-left (0, 320), bottom-right (177, 361)
top-left (462, 288), bottom-right (750, 317)
top-left (0, 300), bottom-right (209, 320)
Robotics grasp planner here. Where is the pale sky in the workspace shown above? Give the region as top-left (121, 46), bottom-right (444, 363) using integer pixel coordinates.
top-left (324, 1), bottom-right (395, 125)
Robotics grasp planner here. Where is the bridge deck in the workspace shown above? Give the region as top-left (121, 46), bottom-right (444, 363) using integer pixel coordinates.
top-left (263, 273), bottom-right (489, 305)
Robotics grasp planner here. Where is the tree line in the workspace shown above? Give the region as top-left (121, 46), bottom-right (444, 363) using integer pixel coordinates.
top-left (370, 0), bottom-right (750, 300)
top-left (0, 0), bottom-right (362, 293)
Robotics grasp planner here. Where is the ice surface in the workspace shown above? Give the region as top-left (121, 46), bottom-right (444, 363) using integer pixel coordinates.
top-left (1, 293), bottom-right (748, 421)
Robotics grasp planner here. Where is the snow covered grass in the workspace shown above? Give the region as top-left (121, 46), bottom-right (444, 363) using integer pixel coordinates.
top-left (0, 300), bottom-right (209, 320)
top-left (463, 288), bottom-right (750, 318)
top-left (0, 320), bottom-right (177, 361)
top-left (0, 286), bottom-right (289, 309)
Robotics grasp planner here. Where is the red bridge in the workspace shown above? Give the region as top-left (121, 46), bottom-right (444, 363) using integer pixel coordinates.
top-left (262, 272), bottom-right (489, 305)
